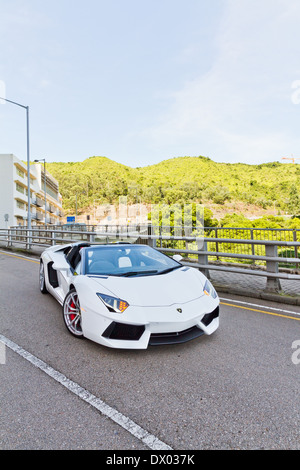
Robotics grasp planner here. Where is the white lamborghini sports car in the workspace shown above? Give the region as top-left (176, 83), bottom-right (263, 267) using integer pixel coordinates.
top-left (39, 242), bottom-right (219, 349)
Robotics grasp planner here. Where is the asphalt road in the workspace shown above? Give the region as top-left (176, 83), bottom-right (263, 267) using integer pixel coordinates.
top-left (0, 250), bottom-right (299, 450)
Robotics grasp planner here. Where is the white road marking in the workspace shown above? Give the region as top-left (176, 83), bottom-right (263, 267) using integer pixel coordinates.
top-left (220, 297), bottom-right (300, 316)
top-left (0, 334), bottom-right (172, 451)
top-left (0, 250), bottom-right (39, 262)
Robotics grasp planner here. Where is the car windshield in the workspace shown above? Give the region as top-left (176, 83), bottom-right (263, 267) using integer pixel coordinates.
top-left (82, 244), bottom-right (181, 277)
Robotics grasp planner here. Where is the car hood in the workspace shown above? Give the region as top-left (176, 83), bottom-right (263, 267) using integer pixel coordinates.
top-left (88, 266), bottom-right (206, 307)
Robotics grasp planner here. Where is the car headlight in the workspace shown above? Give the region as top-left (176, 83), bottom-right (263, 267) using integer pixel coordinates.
top-left (203, 279), bottom-right (218, 299)
top-left (97, 293), bottom-right (129, 313)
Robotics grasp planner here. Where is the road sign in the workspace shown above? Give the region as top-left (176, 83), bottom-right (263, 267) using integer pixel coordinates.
top-left (67, 216), bottom-right (75, 223)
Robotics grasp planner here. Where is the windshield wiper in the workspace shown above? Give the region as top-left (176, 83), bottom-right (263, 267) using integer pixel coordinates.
top-left (158, 266), bottom-right (182, 275)
top-left (87, 274), bottom-right (108, 279)
top-left (118, 270), bottom-right (158, 277)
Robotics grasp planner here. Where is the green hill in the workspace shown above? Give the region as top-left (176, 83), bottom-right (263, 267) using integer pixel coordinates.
top-left (46, 156), bottom-right (300, 220)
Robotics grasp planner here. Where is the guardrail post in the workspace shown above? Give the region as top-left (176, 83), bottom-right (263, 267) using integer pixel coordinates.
top-left (147, 223), bottom-right (155, 247)
top-left (26, 229), bottom-right (32, 250)
top-left (264, 243), bottom-right (281, 292)
top-left (198, 239), bottom-right (210, 279)
top-left (214, 228), bottom-right (219, 261)
top-left (8, 228), bottom-right (12, 247)
top-left (293, 230), bottom-right (299, 271)
top-left (88, 225), bottom-right (95, 243)
top-left (51, 230), bottom-right (56, 246)
top-left (157, 225), bottom-right (161, 248)
top-left (250, 229), bottom-right (256, 265)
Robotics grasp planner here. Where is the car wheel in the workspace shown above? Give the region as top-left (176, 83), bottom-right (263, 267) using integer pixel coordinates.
top-left (39, 261), bottom-right (48, 294)
top-left (63, 288), bottom-right (84, 338)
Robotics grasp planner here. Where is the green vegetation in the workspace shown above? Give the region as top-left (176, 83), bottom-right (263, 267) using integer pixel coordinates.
top-left (45, 156), bottom-right (300, 269)
top-left (46, 155), bottom-right (300, 224)
top-left (219, 213), bottom-right (300, 229)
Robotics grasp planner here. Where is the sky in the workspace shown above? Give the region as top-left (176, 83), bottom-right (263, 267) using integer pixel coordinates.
top-left (1, 0), bottom-right (300, 168)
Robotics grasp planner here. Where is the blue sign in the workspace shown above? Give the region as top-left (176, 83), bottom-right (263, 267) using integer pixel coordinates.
top-left (67, 216), bottom-right (75, 223)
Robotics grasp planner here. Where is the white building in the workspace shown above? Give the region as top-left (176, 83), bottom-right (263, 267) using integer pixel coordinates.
top-left (0, 154), bottom-right (63, 229)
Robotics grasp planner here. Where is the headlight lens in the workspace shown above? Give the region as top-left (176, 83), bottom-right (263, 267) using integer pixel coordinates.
top-left (97, 293), bottom-right (129, 313)
top-left (203, 280), bottom-right (218, 299)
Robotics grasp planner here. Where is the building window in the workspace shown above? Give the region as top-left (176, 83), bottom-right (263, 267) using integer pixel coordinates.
top-left (16, 218), bottom-right (24, 226)
top-left (45, 186), bottom-right (59, 201)
top-left (25, 188), bottom-right (33, 198)
top-left (16, 168), bottom-right (25, 178)
top-left (16, 200), bottom-right (25, 210)
top-left (16, 183), bottom-right (24, 194)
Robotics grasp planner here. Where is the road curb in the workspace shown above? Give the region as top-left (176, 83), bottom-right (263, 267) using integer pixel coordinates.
top-left (215, 285), bottom-right (300, 306)
top-left (0, 244), bottom-right (43, 259)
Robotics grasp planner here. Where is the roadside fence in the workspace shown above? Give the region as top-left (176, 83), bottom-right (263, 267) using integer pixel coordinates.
top-left (0, 224), bottom-right (299, 293)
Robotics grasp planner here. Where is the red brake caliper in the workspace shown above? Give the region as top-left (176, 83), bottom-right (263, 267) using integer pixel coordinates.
top-left (69, 300), bottom-right (76, 321)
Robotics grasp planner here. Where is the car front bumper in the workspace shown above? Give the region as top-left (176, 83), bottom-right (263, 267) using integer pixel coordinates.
top-left (81, 295), bottom-right (220, 349)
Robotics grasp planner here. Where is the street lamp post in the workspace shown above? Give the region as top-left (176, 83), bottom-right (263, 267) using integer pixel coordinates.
top-left (34, 159), bottom-right (47, 225)
top-left (0, 96), bottom-right (31, 232)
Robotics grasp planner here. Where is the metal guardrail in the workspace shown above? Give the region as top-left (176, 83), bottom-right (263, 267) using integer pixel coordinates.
top-left (0, 225), bottom-right (300, 293)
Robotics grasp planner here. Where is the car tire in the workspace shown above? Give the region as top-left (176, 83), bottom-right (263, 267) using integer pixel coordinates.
top-left (63, 288), bottom-right (84, 338)
top-left (39, 261), bottom-right (48, 294)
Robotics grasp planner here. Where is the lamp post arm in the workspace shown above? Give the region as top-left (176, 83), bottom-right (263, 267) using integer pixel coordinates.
top-left (0, 96), bottom-right (27, 109)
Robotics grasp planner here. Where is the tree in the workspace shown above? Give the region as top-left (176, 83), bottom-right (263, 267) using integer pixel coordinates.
top-left (287, 185), bottom-right (300, 216)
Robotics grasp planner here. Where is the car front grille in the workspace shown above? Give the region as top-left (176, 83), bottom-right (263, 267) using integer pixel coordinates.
top-left (201, 306), bottom-right (219, 326)
top-left (102, 322), bottom-right (145, 341)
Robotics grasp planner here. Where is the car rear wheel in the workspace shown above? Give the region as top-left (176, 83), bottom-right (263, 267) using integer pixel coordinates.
top-left (39, 261), bottom-right (48, 294)
top-left (63, 288), bottom-right (83, 338)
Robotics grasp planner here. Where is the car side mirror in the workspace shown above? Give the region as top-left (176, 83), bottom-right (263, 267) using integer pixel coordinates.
top-left (173, 254), bottom-right (183, 262)
top-left (52, 262), bottom-right (70, 271)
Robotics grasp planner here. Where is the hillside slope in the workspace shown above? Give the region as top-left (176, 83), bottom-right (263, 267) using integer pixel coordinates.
top-left (46, 156), bottom-right (300, 217)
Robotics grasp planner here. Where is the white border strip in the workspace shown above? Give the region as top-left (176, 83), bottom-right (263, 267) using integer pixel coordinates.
top-left (0, 250), bottom-right (39, 262)
top-left (0, 334), bottom-right (172, 451)
top-left (220, 297), bottom-right (300, 316)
